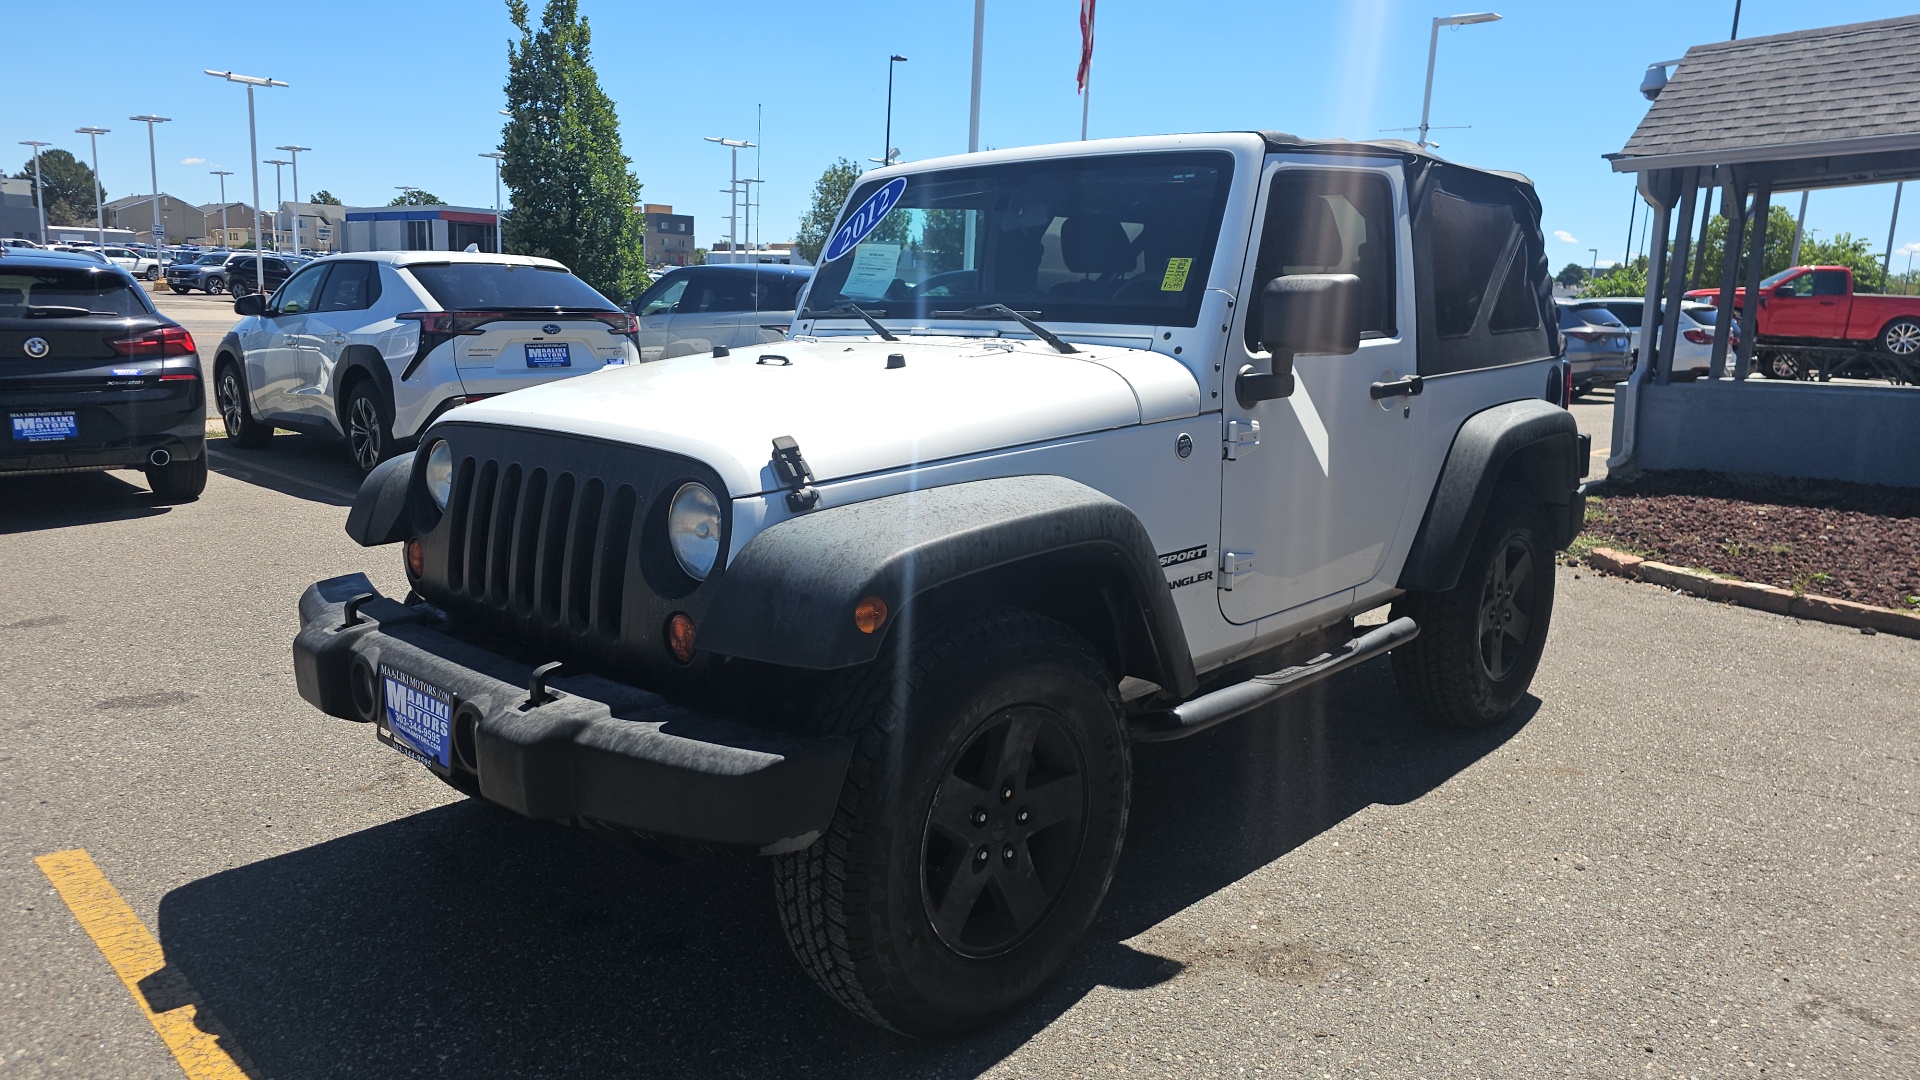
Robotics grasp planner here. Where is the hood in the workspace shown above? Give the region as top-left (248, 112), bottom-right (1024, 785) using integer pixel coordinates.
top-left (445, 336), bottom-right (1202, 496)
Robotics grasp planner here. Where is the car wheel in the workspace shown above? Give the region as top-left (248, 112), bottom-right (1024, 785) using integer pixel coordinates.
top-left (206, 276), bottom-right (225, 295)
top-left (1758, 350), bottom-right (1802, 380)
top-left (145, 266), bottom-right (160, 281)
top-left (774, 608), bottom-right (1128, 1037)
top-left (1389, 482), bottom-right (1555, 728)
top-left (215, 361), bottom-right (273, 448)
top-left (145, 451), bottom-right (208, 503)
top-left (343, 380), bottom-right (395, 475)
top-left (1879, 317), bottom-right (1920, 357)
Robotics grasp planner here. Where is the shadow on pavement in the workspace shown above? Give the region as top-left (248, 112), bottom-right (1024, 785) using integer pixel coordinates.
top-left (207, 433), bottom-right (362, 507)
top-left (0, 471), bottom-right (171, 534)
top-left (155, 657), bottom-right (1528, 1078)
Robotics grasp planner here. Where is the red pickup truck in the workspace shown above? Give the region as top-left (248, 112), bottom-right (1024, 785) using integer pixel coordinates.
top-left (1686, 265), bottom-right (1920, 357)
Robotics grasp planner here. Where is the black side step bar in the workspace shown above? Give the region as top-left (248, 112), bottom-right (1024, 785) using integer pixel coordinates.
top-left (1129, 617), bottom-right (1419, 743)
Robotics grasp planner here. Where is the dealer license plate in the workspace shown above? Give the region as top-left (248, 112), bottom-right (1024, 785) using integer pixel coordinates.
top-left (378, 663), bottom-right (454, 771)
top-left (525, 344), bottom-right (572, 368)
top-left (11, 412), bottom-right (77, 442)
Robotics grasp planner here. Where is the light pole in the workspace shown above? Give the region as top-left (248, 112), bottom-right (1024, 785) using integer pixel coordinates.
top-left (205, 69), bottom-right (287, 294)
top-left (1417, 13), bottom-right (1501, 149)
top-left (1589, 248), bottom-right (1599, 282)
top-left (276, 145), bottom-right (308, 252)
top-left (75, 126), bottom-right (110, 247)
top-left (211, 170), bottom-right (233, 246)
top-left (704, 137), bottom-right (754, 262)
top-left (264, 159), bottom-right (291, 251)
top-left (130, 115), bottom-right (170, 254)
top-left (740, 177), bottom-right (763, 258)
top-left (969, 1), bottom-right (985, 152)
top-left (479, 152), bottom-right (505, 253)
top-left (884, 55), bottom-right (908, 167)
top-left (18, 141), bottom-right (50, 245)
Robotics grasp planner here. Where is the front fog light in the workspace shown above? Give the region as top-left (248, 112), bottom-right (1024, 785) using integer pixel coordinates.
top-left (424, 439), bottom-right (453, 510)
top-left (668, 482), bottom-right (722, 580)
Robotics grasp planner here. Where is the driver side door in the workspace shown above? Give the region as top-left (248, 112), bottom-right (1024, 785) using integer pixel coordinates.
top-left (247, 263), bottom-right (329, 422)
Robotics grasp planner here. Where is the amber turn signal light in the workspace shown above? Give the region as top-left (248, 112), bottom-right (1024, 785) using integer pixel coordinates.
top-left (405, 538), bottom-right (424, 578)
top-left (665, 612), bottom-right (697, 664)
top-left (853, 596), bottom-right (888, 634)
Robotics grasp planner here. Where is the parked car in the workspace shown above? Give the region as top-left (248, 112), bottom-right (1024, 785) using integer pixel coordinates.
top-left (292, 131), bottom-right (1586, 1035)
top-left (1, 238), bottom-right (42, 249)
top-left (86, 246), bottom-right (162, 280)
top-left (215, 251), bottom-right (640, 473)
top-left (225, 253), bottom-right (306, 297)
top-left (0, 247), bottom-right (206, 499)
top-left (1579, 297), bottom-right (1734, 380)
top-left (627, 263), bottom-right (811, 360)
top-left (165, 251), bottom-right (238, 294)
top-left (1555, 301), bottom-right (1634, 395)
top-left (51, 246), bottom-right (110, 265)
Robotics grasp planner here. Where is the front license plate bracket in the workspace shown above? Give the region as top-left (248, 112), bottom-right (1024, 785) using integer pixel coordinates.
top-left (377, 663), bottom-right (456, 774)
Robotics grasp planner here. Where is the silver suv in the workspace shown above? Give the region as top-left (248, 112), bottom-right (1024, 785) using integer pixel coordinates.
top-left (214, 251), bottom-right (639, 472)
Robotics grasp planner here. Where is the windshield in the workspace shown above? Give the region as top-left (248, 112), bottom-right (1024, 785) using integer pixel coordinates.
top-left (1568, 304), bottom-right (1627, 328)
top-left (801, 151), bottom-right (1234, 328)
top-left (1759, 268), bottom-right (1801, 290)
top-left (407, 262), bottom-right (617, 310)
top-left (0, 268), bottom-right (151, 317)
top-left (196, 253), bottom-right (228, 265)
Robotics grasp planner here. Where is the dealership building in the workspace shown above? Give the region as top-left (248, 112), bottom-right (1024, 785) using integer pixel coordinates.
top-left (341, 205), bottom-right (502, 253)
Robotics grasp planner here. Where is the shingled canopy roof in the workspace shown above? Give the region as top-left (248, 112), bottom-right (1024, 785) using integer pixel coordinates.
top-left (1608, 14), bottom-right (1920, 181)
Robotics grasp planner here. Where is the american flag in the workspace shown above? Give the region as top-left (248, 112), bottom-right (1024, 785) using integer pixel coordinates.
top-left (1077, 0), bottom-right (1097, 94)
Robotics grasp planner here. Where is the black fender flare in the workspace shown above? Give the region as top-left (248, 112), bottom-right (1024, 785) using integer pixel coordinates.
top-left (344, 450), bottom-right (416, 547)
top-left (1398, 399), bottom-right (1584, 594)
top-left (334, 345), bottom-right (397, 431)
top-left (698, 474), bottom-right (1198, 697)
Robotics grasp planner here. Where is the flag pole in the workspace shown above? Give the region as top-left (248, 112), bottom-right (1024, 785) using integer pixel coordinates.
top-left (1078, 0), bottom-right (1095, 140)
top-left (1081, 69), bottom-right (1090, 140)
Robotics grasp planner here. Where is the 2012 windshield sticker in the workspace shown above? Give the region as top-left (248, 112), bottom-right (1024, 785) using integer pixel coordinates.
top-left (823, 177), bottom-right (909, 263)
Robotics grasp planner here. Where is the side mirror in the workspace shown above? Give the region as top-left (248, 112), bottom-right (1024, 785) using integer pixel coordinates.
top-left (1238, 274), bottom-right (1362, 407)
top-left (233, 293), bottom-right (266, 317)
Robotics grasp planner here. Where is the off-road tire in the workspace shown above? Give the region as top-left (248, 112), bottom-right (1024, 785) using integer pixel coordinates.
top-left (215, 360), bottom-right (272, 448)
top-left (1390, 482), bottom-right (1555, 727)
top-left (773, 608), bottom-right (1129, 1037)
top-left (145, 452), bottom-right (207, 502)
top-left (343, 379), bottom-right (395, 475)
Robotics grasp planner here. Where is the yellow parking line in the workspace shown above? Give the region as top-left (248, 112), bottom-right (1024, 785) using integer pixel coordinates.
top-left (34, 849), bottom-right (258, 1080)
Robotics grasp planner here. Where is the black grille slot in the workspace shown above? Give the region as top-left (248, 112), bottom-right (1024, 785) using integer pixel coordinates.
top-left (567, 479), bottom-right (605, 634)
top-left (597, 486), bottom-right (637, 640)
top-left (511, 468), bottom-right (547, 616)
top-left (539, 473), bottom-right (574, 624)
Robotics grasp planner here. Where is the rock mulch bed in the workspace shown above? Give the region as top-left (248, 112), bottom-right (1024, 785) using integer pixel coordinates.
top-left (1582, 470), bottom-right (1920, 611)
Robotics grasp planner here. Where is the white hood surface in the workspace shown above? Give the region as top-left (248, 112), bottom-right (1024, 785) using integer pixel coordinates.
top-left (445, 336), bottom-right (1203, 496)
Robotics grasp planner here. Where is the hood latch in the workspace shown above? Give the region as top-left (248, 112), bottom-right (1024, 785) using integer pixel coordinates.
top-left (771, 436), bottom-right (820, 512)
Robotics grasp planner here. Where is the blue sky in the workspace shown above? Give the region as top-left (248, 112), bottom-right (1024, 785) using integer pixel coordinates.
top-left (8, 0), bottom-right (1918, 270)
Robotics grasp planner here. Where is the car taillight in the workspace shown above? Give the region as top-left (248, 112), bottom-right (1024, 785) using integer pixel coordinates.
top-left (109, 326), bottom-right (196, 357)
top-left (592, 311), bottom-right (640, 335)
top-left (1683, 328), bottom-right (1712, 345)
top-left (397, 311), bottom-right (491, 336)
top-left (159, 372), bottom-right (198, 381)
top-left (1566, 330), bottom-right (1608, 343)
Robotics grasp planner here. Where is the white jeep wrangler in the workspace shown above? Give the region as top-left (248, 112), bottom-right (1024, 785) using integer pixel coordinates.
top-left (293, 132), bottom-right (1586, 1036)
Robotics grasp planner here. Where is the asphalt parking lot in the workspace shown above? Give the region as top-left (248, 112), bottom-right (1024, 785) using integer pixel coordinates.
top-left (2, 310), bottom-right (1915, 1078)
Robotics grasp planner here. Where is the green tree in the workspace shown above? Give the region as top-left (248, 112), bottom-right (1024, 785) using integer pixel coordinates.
top-left (11, 148), bottom-right (103, 226)
top-left (792, 157), bottom-right (860, 264)
top-left (1692, 206), bottom-right (1884, 289)
top-left (309, 190), bottom-right (342, 205)
top-left (921, 209), bottom-right (969, 274)
top-left (388, 188), bottom-right (444, 206)
top-left (501, 0), bottom-right (647, 304)
top-left (1584, 256), bottom-right (1648, 298)
top-left (1802, 231), bottom-right (1881, 288)
top-left (1555, 262), bottom-right (1589, 288)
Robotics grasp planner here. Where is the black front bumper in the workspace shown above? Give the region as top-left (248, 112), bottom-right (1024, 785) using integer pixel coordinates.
top-left (292, 574), bottom-right (852, 854)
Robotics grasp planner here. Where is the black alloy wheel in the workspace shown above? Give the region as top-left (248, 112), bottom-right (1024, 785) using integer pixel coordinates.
top-left (215, 363), bottom-right (271, 448)
top-left (1476, 532), bottom-right (1537, 682)
top-left (206, 276), bottom-right (225, 295)
top-left (920, 706), bottom-right (1087, 958)
top-left (345, 384), bottom-right (389, 473)
top-left (1761, 351), bottom-right (1803, 380)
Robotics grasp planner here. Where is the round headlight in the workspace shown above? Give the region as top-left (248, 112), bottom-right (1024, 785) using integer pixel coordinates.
top-left (667, 481), bottom-right (722, 580)
top-left (424, 439), bottom-right (453, 510)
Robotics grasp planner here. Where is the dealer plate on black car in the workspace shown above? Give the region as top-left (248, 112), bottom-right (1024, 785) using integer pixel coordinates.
top-left (11, 412), bottom-right (77, 442)
top-left (377, 663), bottom-right (454, 773)
top-left (525, 344), bottom-right (571, 368)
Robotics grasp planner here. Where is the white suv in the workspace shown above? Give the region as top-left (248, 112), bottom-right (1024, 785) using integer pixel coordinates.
top-left (214, 251), bottom-right (639, 472)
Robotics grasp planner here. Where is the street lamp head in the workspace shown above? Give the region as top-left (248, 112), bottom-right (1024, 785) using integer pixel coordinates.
top-left (210, 169), bottom-right (233, 176)
top-left (130, 115), bottom-right (171, 124)
top-left (276, 144), bottom-right (310, 154)
top-left (75, 127), bottom-right (110, 136)
top-left (19, 140), bottom-right (51, 148)
top-left (704, 137), bottom-right (755, 148)
top-left (1439, 12), bottom-right (1501, 26)
top-left (1639, 59), bottom-right (1682, 101)
top-left (479, 152), bottom-right (506, 160)
top-left (891, 54), bottom-right (908, 62)
top-left (204, 70), bottom-right (288, 88)
top-left (264, 158), bottom-right (292, 167)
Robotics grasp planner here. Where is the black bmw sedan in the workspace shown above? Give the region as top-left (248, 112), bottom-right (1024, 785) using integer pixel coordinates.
top-left (0, 249), bottom-right (207, 501)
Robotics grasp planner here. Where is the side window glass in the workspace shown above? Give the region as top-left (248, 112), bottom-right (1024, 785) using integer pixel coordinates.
top-left (693, 275), bottom-right (753, 313)
top-left (275, 266), bottom-right (327, 315)
top-left (1426, 191), bottom-right (1522, 339)
top-left (1248, 169), bottom-right (1397, 348)
top-left (1811, 270), bottom-right (1848, 296)
top-left (1779, 273), bottom-right (1813, 298)
top-left (316, 262), bottom-right (378, 312)
top-left (638, 276), bottom-right (688, 315)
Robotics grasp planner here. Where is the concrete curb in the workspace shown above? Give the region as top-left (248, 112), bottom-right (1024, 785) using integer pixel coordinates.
top-left (1585, 548), bottom-right (1920, 639)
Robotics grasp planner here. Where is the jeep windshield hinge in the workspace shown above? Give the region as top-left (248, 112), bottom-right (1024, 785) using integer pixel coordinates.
top-left (1223, 419), bottom-right (1261, 460)
top-left (771, 436), bottom-right (820, 511)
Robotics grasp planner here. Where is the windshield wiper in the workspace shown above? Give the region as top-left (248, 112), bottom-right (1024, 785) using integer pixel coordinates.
top-left (933, 305), bottom-right (1078, 354)
top-left (23, 305), bottom-right (94, 319)
top-left (813, 304), bottom-right (898, 342)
